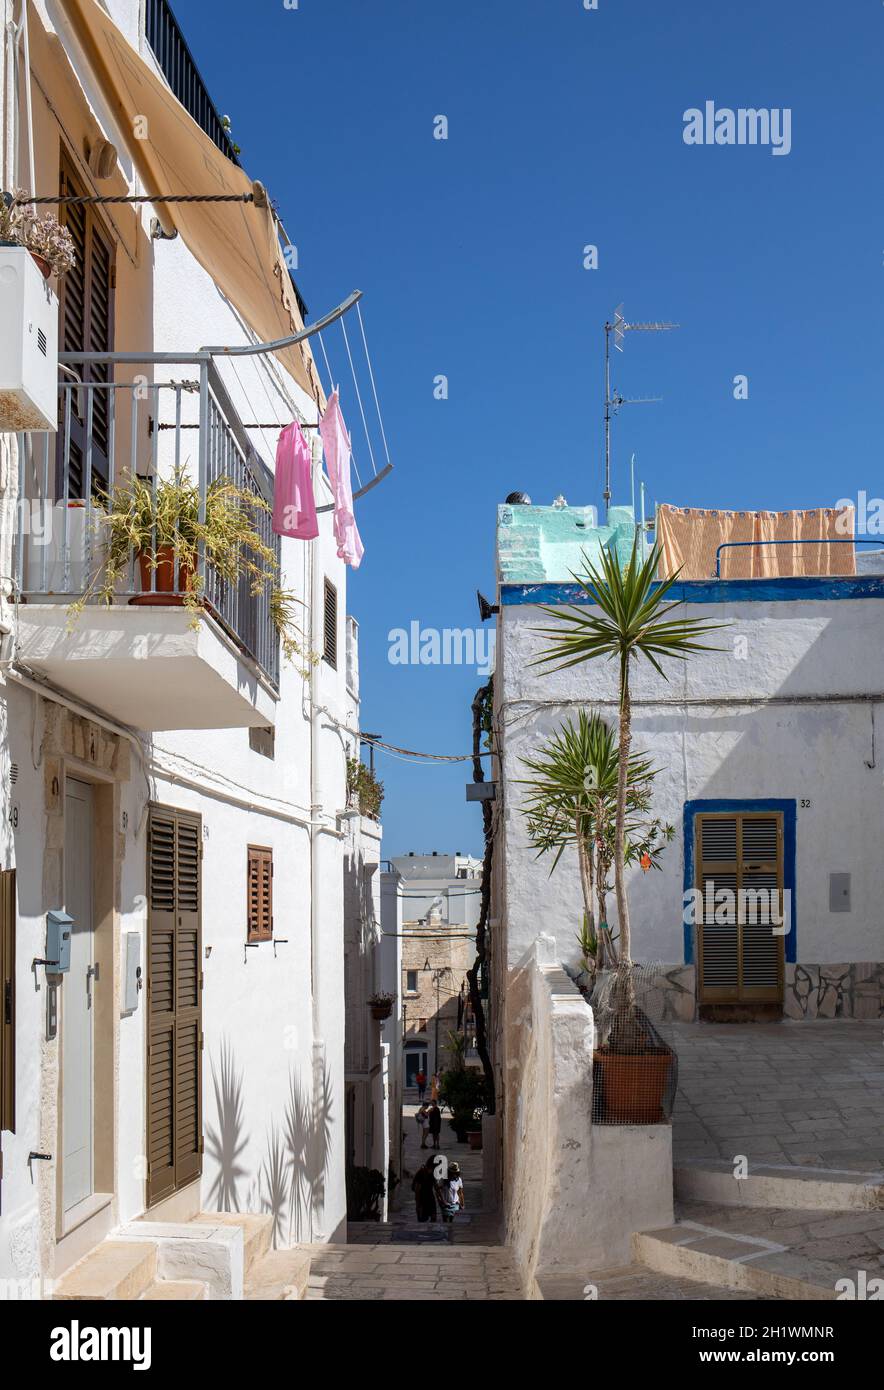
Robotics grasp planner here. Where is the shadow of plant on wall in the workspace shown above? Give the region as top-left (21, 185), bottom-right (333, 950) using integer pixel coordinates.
top-left (204, 1037), bottom-right (250, 1213)
top-left (282, 1058), bottom-right (334, 1243)
top-left (203, 1040), bottom-right (335, 1244)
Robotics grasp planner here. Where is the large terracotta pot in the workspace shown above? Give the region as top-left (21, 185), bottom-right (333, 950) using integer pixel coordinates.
top-left (592, 1049), bottom-right (673, 1124)
top-left (467, 1129), bottom-right (483, 1151)
top-left (131, 546), bottom-right (193, 605)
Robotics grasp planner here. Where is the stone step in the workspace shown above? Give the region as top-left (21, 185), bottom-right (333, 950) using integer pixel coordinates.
top-left (537, 1265), bottom-right (766, 1301)
top-left (53, 1241), bottom-right (157, 1302)
top-left (676, 1162), bottom-right (884, 1212)
top-left (190, 1212), bottom-right (273, 1275)
top-left (245, 1248), bottom-right (311, 1301)
top-left (140, 1279), bottom-right (207, 1301)
top-left (634, 1221), bottom-right (840, 1300)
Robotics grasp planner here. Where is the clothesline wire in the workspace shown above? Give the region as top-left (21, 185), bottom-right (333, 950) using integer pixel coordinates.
top-left (356, 301), bottom-right (392, 468)
top-left (340, 313), bottom-right (378, 479)
top-left (359, 733), bottom-right (492, 763)
top-left (316, 329), bottom-right (362, 489)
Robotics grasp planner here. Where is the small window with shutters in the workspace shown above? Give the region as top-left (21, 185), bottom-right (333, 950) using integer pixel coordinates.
top-left (323, 579), bottom-right (338, 669)
top-left (0, 869), bottom-right (16, 1134)
top-left (247, 845), bottom-right (273, 942)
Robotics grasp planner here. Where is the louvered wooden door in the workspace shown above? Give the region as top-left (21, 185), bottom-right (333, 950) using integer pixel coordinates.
top-left (696, 812), bottom-right (784, 1003)
top-left (146, 807), bottom-right (202, 1207)
top-left (57, 157), bottom-right (115, 499)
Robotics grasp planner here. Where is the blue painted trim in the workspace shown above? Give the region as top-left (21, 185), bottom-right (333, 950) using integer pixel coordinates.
top-left (682, 799), bottom-right (797, 966)
top-left (501, 575), bottom-right (884, 607)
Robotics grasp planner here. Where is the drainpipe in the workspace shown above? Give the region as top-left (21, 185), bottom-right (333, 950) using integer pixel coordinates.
top-left (308, 453), bottom-right (326, 1241)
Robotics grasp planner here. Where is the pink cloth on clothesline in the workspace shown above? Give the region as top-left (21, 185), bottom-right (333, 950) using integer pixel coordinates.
top-left (319, 387), bottom-right (364, 569)
top-left (272, 421), bottom-right (318, 540)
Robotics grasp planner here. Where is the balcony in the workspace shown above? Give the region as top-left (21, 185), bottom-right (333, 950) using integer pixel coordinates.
top-left (12, 354), bottom-right (281, 731)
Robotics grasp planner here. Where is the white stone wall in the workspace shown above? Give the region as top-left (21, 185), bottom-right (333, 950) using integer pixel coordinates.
top-left (497, 595), bottom-right (884, 977)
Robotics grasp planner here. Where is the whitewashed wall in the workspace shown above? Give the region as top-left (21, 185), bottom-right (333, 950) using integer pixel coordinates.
top-left (497, 593), bottom-right (884, 974)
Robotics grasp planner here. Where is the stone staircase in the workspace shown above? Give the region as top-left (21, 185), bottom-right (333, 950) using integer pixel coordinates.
top-left (52, 1212), bottom-right (311, 1302)
top-left (553, 1162), bottom-right (884, 1301)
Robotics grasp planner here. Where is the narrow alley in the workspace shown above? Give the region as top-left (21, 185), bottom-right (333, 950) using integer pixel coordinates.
top-left (303, 1103), bottom-right (525, 1300)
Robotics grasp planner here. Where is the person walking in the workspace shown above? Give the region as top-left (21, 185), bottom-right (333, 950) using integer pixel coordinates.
top-left (415, 1069), bottom-right (427, 1102)
top-left (415, 1102), bottom-right (430, 1149)
top-left (437, 1161), bottom-right (464, 1224)
top-left (427, 1101), bottom-right (442, 1149)
top-left (430, 1071), bottom-right (440, 1102)
top-left (412, 1158), bottom-right (438, 1223)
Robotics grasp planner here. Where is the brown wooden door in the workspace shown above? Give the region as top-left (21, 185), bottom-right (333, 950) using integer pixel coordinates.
top-left (695, 812), bottom-right (784, 1004)
top-left (146, 807), bottom-right (202, 1207)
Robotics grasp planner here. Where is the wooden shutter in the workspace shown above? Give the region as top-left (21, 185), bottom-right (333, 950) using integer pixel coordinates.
top-left (146, 808), bottom-right (202, 1206)
top-left (323, 579), bottom-right (338, 668)
top-left (0, 870), bottom-right (15, 1134)
top-left (57, 156), bottom-right (115, 499)
top-left (696, 812), bottom-right (784, 1003)
top-left (247, 846), bottom-right (273, 942)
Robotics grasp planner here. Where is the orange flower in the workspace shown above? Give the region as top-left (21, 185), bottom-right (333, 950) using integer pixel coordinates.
top-left (639, 852), bottom-right (652, 873)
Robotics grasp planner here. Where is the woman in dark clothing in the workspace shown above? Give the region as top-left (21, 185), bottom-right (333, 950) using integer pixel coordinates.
top-left (412, 1158), bottom-right (438, 1222)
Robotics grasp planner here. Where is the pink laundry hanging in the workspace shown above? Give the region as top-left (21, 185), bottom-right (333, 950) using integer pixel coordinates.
top-left (319, 387), bottom-right (364, 569)
top-left (272, 421), bottom-right (318, 540)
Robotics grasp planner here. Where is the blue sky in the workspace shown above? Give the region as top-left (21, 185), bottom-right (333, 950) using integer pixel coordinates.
top-left (175, 0), bottom-right (883, 857)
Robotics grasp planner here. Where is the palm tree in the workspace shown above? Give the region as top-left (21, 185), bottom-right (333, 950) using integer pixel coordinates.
top-left (532, 539), bottom-right (724, 969)
top-left (519, 710), bottom-right (671, 971)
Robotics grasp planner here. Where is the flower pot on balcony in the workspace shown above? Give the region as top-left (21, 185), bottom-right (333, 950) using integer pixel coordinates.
top-left (29, 251), bottom-right (51, 280)
top-left (130, 547), bottom-right (194, 605)
top-left (592, 1048), bottom-right (674, 1125)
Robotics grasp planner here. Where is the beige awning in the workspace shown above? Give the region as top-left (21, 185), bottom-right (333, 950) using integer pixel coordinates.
top-left (62, 0), bottom-right (323, 406)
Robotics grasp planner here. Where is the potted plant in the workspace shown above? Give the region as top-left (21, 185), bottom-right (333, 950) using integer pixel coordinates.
top-left (346, 756), bottom-right (384, 820)
top-left (440, 1067), bottom-right (487, 1142)
top-left (67, 470), bottom-right (315, 669)
top-left (534, 540), bottom-right (724, 1123)
top-left (345, 1165), bottom-right (385, 1221)
top-left (367, 991), bottom-right (395, 1021)
top-left (520, 709), bottom-right (672, 988)
top-left (0, 190), bottom-right (76, 279)
top-left (466, 1121), bottom-right (483, 1151)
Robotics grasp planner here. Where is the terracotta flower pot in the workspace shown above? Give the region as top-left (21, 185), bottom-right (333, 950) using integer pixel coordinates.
top-left (467, 1129), bottom-right (483, 1151)
top-left (131, 546), bottom-right (194, 605)
top-left (370, 1001), bottom-right (392, 1021)
top-left (592, 1049), bottom-right (673, 1125)
top-left (29, 251), bottom-right (52, 280)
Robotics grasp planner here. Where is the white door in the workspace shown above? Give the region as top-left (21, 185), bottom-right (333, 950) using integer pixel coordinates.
top-left (63, 778), bottom-right (94, 1214)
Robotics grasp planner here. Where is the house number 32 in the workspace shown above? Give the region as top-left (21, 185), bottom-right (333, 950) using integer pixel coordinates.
top-left (800, 799), bottom-right (811, 808)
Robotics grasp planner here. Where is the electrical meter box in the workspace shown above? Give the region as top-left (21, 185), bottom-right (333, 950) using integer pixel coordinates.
top-left (0, 247), bottom-right (59, 432)
top-left (123, 932), bottom-right (142, 1013)
top-left (46, 909), bottom-right (74, 973)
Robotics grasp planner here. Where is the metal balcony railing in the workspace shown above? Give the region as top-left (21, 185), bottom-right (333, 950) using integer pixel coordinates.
top-left (14, 353), bottom-right (281, 690)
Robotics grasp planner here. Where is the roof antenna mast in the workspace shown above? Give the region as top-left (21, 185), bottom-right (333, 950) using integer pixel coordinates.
top-left (603, 305), bottom-right (679, 521)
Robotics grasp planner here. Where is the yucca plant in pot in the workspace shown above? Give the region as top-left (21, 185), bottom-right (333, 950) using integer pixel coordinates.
top-left (533, 538), bottom-right (724, 1122)
top-left (519, 709), bottom-right (672, 987)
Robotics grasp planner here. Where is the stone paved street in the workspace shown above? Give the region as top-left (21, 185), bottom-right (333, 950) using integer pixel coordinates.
top-left (303, 1103), bottom-right (525, 1299)
top-left (666, 1020), bottom-right (884, 1173)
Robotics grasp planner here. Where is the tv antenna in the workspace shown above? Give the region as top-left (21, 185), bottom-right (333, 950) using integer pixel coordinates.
top-left (603, 305), bottom-right (679, 519)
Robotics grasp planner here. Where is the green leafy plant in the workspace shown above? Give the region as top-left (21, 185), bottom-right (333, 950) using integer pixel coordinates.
top-left (67, 470), bottom-right (315, 670)
top-left (533, 539), bottom-right (724, 973)
top-left (520, 710), bottom-right (672, 976)
top-left (439, 1067), bottom-right (487, 1141)
top-left (345, 1166), bottom-right (385, 1221)
top-left (346, 756), bottom-right (384, 820)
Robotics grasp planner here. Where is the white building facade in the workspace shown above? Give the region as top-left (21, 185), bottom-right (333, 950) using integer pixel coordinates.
top-left (0, 0), bottom-right (383, 1293)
